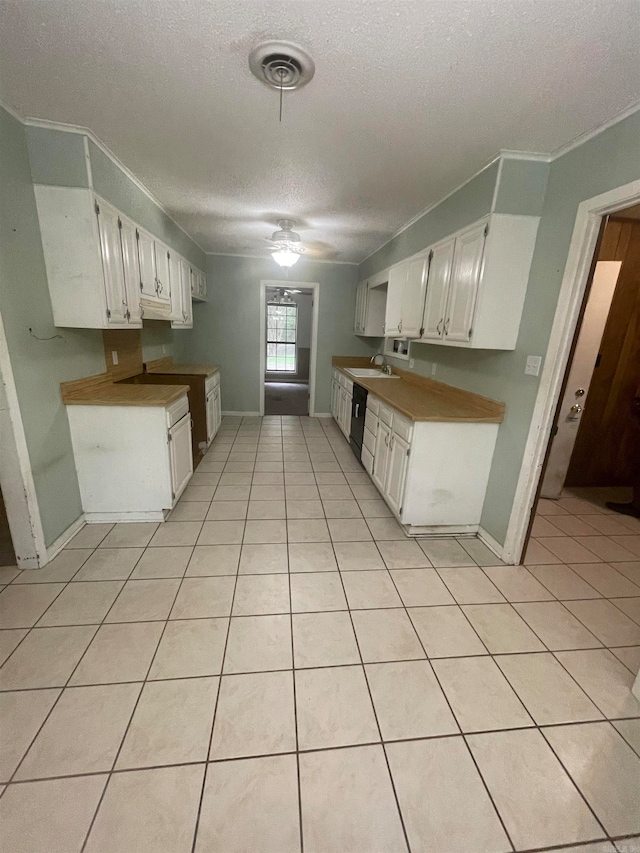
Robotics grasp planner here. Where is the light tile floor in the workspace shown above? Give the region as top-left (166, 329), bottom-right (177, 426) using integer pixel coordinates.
top-left (1, 415), bottom-right (639, 852)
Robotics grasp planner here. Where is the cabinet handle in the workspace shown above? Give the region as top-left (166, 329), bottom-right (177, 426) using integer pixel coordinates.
top-left (398, 320), bottom-right (402, 333)
top-left (444, 318), bottom-right (450, 335)
top-left (437, 319), bottom-right (443, 335)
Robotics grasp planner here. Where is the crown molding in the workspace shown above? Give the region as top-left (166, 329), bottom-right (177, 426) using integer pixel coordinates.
top-left (1, 105), bottom-right (207, 255)
top-left (549, 99), bottom-right (640, 160)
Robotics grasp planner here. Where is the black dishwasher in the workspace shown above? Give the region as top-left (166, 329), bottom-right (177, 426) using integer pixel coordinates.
top-left (349, 383), bottom-right (368, 462)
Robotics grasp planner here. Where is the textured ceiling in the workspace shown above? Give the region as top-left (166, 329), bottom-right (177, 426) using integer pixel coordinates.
top-left (1, 0), bottom-right (639, 262)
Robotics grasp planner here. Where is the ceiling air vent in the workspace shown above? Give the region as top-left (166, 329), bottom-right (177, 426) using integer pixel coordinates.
top-left (249, 41), bottom-right (315, 91)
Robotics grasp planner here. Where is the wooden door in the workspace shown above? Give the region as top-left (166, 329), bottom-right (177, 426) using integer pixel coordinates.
top-left (566, 218), bottom-right (640, 487)
top-left (421, 239), bottom-right (454, 340)
top-left (445, 223), bottom-right (486, 342)
top-left (96, 200), bottom-right (128, 326)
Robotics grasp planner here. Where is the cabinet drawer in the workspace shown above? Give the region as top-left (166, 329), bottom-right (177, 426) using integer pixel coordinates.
top-left (378, 403), bottom-right (394, 428)
top-left (367, 395), bottom-right (380, 415)
top-left (363, 426), bottom-right (375, 454)
top-left (361, 445), bottom-right (374, 476)
top-left (166, 394), bottom-right (189, 428)
top-left (364, 409), bottom-right (378, 436)
top-left (392, 414), bottom-right (413, 443)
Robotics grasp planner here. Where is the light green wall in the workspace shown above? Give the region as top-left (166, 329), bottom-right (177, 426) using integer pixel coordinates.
top-left (184, 256), bottom-right (378, 413)
top-left (0, 106), bottom-right (106, 548)
top-left (141, 321), bottom-right (185, 363)
top-left (362, 116), bottom-right (640, 546)
top-left (25, 126), bottom-right (89, 188)
top-left (360, 160), bottom-right (500, 278)
top-left (88, 141), bottom-right (206, 269)
top-left (494, 159), bottom-right (550, 216)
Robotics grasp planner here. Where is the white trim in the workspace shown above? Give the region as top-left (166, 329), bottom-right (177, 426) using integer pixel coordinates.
top-left (314, 412), bottom-right (333, 418)
top-left (205, 250), bottom-right (358, 266)
top-left (549, 100), bottom-right (640, 160)
top-left (84, 511), bottom-right (166, 523)
top-left (490, 157), bottom-right (505, 213)
top-left (477, 526), bottom-right (506, 562)
top-left (503, 178), bottom-right (640, 564)
top-left (259, 281), bottom-right (319, 418)
top-left (21, 115), bottom-right (207, 254)
top-left (83, 135), bottom-right (93, 189)
top-left (0, 311), bottom-right (47, 568)
top-left (45, 514), bottom-right (85, 563)
top-left (498, 149), bottom-right (553, 163)
top-left (0, 96), bottom-right (26, 123)
top-left (222, 411), bottom-right (261, 417)
top-left (358, 154), bottom-right (501, 265)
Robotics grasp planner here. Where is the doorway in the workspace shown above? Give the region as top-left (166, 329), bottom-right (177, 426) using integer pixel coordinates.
top-left (542, 209), bottom-right (640, 505)
top-left (259, 281), bottom-right (319, 417)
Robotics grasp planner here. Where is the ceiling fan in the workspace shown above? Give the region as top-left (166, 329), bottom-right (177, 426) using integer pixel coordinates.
top-left (266, 219), bottom-right (306, 267)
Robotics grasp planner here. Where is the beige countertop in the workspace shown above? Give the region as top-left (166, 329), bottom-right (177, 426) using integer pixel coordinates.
top-left (145, 357), bottom-right (220, 378)
top-left (333, 357), bottom-right (505, 423)
top-left (61, 374), bottom-right (189, 407)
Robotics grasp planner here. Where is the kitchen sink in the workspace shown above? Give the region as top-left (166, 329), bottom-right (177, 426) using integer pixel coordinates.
top-left (344, 368), bottom-right (400, 378)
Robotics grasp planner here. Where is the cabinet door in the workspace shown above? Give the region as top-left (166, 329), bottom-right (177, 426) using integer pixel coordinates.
top-left (331, 380), bottom-right (338, 420)
top-left (137, 229), bottom-right (157, 301)
top-left (169, 413), bottom-right (193, 502)
top-left (445, 224), bottom-right (486, 342)
top-left (180, 260), bottom-right (194, 317)
top-left (206, 391), bottom-right (215, 443)
top-left (421, 239), bottom-right (454, 340)
top-left (120, 217), bottom-right (142, 325)
top-left (385, 432), bottom-right (410, 516)
top-left (385, 264), bottom-right (407, 336)
top-left (169, 252), bottom-right (184, 324)
top-left (96, 200), bottom-right (128, 326)
top-left (401, 256), bottom-right (428, 338)
top-left (372, 419), bottom-right (391, 493)
top-left (200, 271), bottom-right (207, 299)
top-left (154, 243), bottom-right (171, 304)
top-left (214, 386), bottom-right (222, 434)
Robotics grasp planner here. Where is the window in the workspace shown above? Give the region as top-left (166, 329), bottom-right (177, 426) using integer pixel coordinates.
top-left (266, 302), bottom-right (297, 372)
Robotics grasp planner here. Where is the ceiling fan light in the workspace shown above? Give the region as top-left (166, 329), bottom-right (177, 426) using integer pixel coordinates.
top-left (272, 249), bottom-right (300, 267)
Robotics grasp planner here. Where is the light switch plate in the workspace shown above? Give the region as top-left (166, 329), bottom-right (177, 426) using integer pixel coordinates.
top-left (409, 358), bottom-right (415, 369)
top-left (525, 355), bottom-right (542, 376)
top-left (111, 351), bottom-right (119, 366)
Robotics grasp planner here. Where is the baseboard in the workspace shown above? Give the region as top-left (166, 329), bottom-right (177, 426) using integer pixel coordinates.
top-left (222, 411), bottom-right (261, 417)
top-left (84, 511), bottom-right (166, 523)
top-left (478, 526), bottom-right (508, 563)
top-left (313, 412), bottom-right (333, 418)
top-left (405, 524), bottom-right (479, 537)
top-left (44, 514), bottom-right (86, 565)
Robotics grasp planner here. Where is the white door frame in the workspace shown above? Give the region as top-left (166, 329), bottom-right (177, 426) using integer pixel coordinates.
top-left (0, 312), bottom-right (46, 567)
top-left (259, 280), bottom-right (319, 417)
top-left (502, 178), bottom-right (640, 564)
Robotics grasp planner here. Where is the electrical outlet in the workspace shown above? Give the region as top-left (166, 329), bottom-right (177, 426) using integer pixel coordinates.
top-left (431, 363), bottom-right (437, 377)
top-left (525, 355), bottom-right (542, 376)
top-left (409, 358), bottom-right (415, 369)
top-left (162, 345), bottom-right (167, 354)
top-left (111, 351), bottom-right (118, 366)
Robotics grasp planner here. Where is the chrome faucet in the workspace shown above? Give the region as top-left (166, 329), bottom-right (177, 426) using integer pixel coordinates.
top-left (370, 353), bottom-right (392, 375)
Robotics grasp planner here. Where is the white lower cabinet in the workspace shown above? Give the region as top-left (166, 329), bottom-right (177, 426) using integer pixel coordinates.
top-left (205, 373), bottom-right (222, 445)
top-left (332, 370), bottom-right (353, 438)
top-left (66, 394), bottom-right (193, 522)
top-left (363, 394), bottom-right (499, 535)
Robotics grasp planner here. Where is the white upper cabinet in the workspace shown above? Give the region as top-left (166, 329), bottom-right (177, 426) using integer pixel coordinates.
top-left (34, 186), bottom-right (142, 329)
top-left (400, 255), bottom-right (429, 338)
top-left (171, 257), bottom-right (193, 328)
top-left (154, 242), bottom-right (171, 305)
top-left (119, 216), bottom-right (142, 325)
top-left (191, 268), bottom-right (207, 302)
top-left (95, 199), bottom-right (128, 326)
top-left (418, 213), bottom-right (539, 350)
top-left (443, 222), bottom-right (486, 342)
top-left (137, 228), bottom-right (157, 302)
top-left (421, 239), bottom-right (455, 340)
top-left (354, 278), bottom-right (386, 337)
top-left (384, 264), bottom-right (407, 336)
